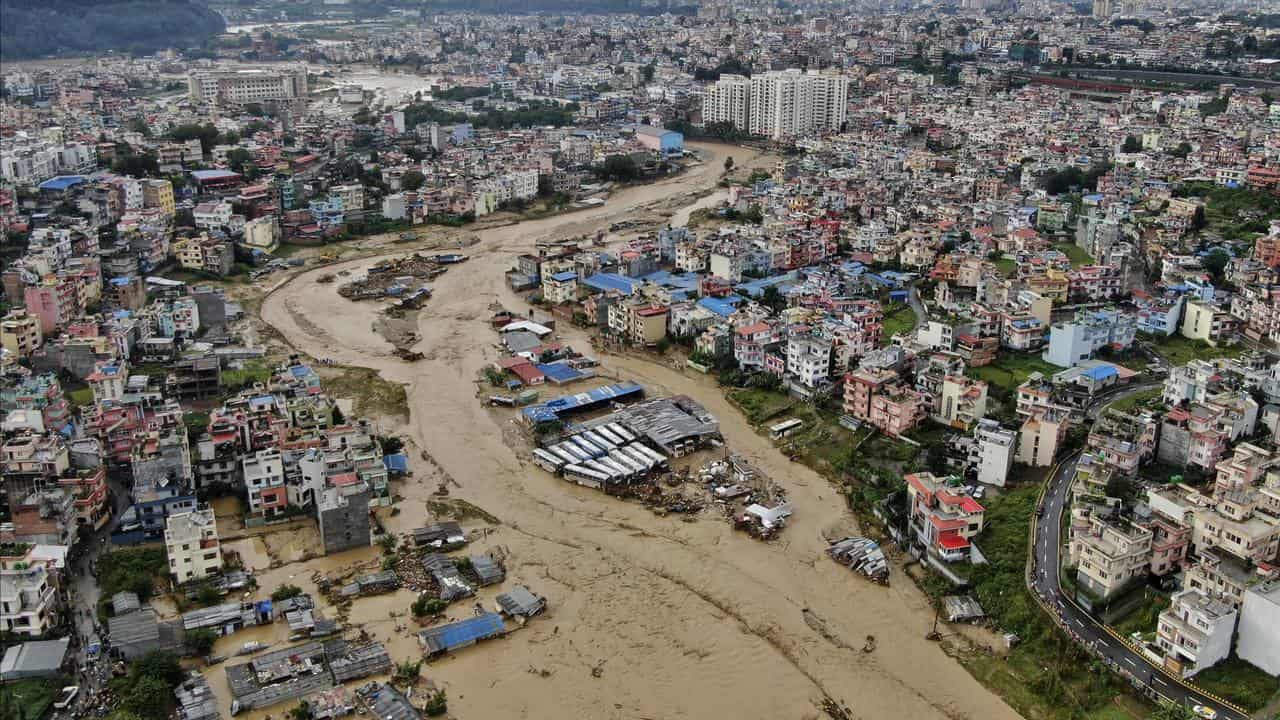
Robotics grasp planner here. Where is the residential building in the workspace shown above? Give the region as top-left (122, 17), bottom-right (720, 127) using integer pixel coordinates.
top-left (1181, 297), bottom-right (1236, 347)
top-left (1236, 579), bottom-right (1280, 675)
top-left (1042, 308), bottom-right (1137, 368)
top-left (970, 419), bottom-right (1016, 487)
top-left (164, 508), bottom-right (222, 584)
top-left (1070, 515), bottom-right (1153, 600)
top-left (1156, 589), bottom-right (1237, 678)
top-left (936, 375), bottom-right (988, 431)
top-left (542, 271), bottom-right (579, 305)
top-left (1017, 407), bottom-right (1069, 467)
top-left (702, 74), bottom-right (751, 130)
top-left (1, 308), bottom-right (43, 358)
top-left (0, 544), bottom-right (58, 637)
top-left (905, 472), bottom-right (986, 562)
top-left (748, 69), bottom-right (849, 140)
top-left (243, 448), bottom-right (288, 519)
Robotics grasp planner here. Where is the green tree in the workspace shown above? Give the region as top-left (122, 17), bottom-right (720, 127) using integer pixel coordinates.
top-left (724, 156), bottom-right (735, 173)
top-left (1203, 248), bottom-right (1231, 282)
top-left (122, 675), bottom-right (172, 720)
top-left (187, 627), bottom-right (217, 655)
top-left (641, 63), bottom-right (655, 83)
top-left (271, 584), bottom-right (304, 602)
top-left (401, 170), bottom-right (425, 192)
top-left (599, 154), bottom-right (639, 181)
top-left (1121, 135), bottom-right (1142, 153)
top-left (423, 690), bottom-right (447, 717)
top-left (1148, 702), bottom-right (1196, 720)
top-left (168, 123), bottom-right (220, 155)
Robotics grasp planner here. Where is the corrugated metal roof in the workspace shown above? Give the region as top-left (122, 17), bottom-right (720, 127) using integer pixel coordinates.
top-left (418, 613), bottom-right (505, 655)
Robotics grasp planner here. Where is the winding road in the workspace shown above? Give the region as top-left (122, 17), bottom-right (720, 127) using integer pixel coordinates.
top-left (1029, 384), bottom-right (1249, 720)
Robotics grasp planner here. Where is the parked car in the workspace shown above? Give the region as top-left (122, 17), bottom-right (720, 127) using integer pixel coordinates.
top-left (53, 686), bottom-right (79, 710)
top-left (1192, 705), bottom-right (1218, 720)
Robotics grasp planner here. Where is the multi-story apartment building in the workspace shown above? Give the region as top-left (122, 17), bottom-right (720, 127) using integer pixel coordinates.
top-left (1070, 515), bottom-right (1153, 600)
top-left (905, 472), bottom-right (986, 562)
top-left (748, 69), bottom-right (849, 140)
top-left (936, 375), bottom-right (988, 431)
top-left (243, 448), bottom-right (288, 519)
top-left (1018, 407), bottom-right (1069, 467)
top-left (1237, 579), bottom-right (1280, 675)
top-left (785, 335), bottom-right (833, 389)
top-left (1156, 588), bottom-right (1237, 678)
top-left (0, 544), bottom-right (59, 637)
top-left (1181, 297), bottom-right (1236, 347)
top-left (734, 321), bottom-right (777, 370)
top-left (1, 308), bottom-right (43, 358)
top-left (970, 419), bottom-right (1017, 487)
top-left (164, 508), bottom-right (223, 584)
top-left (1088, 408), bottom-right (1159, 475)
top-left (843, 368), bottom-right (925, 436)
top-left (1043, 308), bottom-right (1137, 368)
top-left (701, 74), bottom-right (751, 130)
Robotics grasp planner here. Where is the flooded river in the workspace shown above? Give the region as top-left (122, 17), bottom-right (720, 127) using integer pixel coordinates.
top-left (252, 142), bottom-right (1020, 720)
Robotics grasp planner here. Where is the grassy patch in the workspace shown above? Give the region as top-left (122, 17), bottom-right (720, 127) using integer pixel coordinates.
top-left (1110, 589), bottom-right (1168, 637)
top-left (1105, 387), bottom-right (1162, 414)
top-left (67, 386), bottom-right (95, 407)
top-left (727, 388), bottom-right (795, 426)
top-left (881, 302), bottom-right (918, 345)
top-left (1053, 242), bottom-right (1094, 267)
top-left (969, 353), bottom-right (1059, 398)
top-left (995, 257), bottom-right (1017, 277)
top-left (1148, 334), bottom-right (1240, 366)
top-left (322, 366), bottom-right (409, 420)
top-left (222, 361), bottom-right (272, 392)
top-left (4, 678), bottom-right (59, 720)
top-left (1192, 655), bottom-right (1280, 712)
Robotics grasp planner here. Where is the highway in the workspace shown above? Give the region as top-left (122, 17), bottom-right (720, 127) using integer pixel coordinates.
top-left (1030, 439), bottom-right (1249, 719)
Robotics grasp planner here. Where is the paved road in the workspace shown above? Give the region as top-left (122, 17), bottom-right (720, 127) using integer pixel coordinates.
top-left (1031, 450), bottom-right (1247, 720)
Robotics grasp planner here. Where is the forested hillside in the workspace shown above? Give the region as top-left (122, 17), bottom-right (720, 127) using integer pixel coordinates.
top-left (0, 0), bottom-right (225, 60)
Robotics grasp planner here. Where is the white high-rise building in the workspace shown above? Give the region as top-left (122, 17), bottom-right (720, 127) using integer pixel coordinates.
top-left (701, 73), bottom-right (752, 130)
top-left (748, 69), bottom-right (849, 140)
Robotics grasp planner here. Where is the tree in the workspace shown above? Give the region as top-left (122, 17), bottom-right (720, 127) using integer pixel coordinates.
top-left (1203, 248), bottom-right (1231, 282)
top-left (196, 585), bottom-right (221, 606)
top-left (332, 404), bottom-right (346, 425)
top-left (723, 156), bottom-right (735, 173)
top-left (599, 154), bottom-right (639, 181)
top-left (642, 63), bottom-right (655, 83)
top-left (423, 690), bottom-right (448, 717)
top-left (187, 627), bottom-right (217, 655)
top-left (401, 170), bottom-right (425, 192)
top-left (122, 675), bottom-right (172, 720)
top-left (271, 584), bottom-right (304, 602)
top-left (1121, 135), bottom-right (1142, 153)
top-left (128, 651), bottom-right (184, 688)
top-left (168, 123), bottom-right (220, 155)
top-left (760, 286), bottom-right (786, 312)
top-left (1148, 703), bottom-right (1196, 720)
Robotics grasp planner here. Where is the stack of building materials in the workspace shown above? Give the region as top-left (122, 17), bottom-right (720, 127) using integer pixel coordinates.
top-left (827, 537), bottom-right (889, 584)
top-left (422, 554), bottom-right (474, 601)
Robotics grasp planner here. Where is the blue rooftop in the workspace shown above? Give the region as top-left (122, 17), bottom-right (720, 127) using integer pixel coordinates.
top-left (697, 296), bottom-right (741, 317)
top-left (582, 273), bottom-right (639, 295)
top-left (521, 381), bottom-right (644, 422)
top-left (535, 362), bottom-right (585, 383)
top-left (549, 271), bottom-right (578, 282)
top-left (419, 612), bottom-right (505, 654)
top-left (190, 169), bottom-right (240, 181)
top-left (734, 272), bottom-right (797, 298)
top-left (383, 453), bottom-right (410, 473)
top-left (39, 175), bottom-right (85, 192)
top-left (1084, 365), bottom-right (1118, 381)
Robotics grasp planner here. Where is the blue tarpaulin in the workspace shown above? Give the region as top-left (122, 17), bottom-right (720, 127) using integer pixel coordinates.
top-left (383, 453), bottom-right (409, 473)
top-left (521, 381), bottom-right (643, 423)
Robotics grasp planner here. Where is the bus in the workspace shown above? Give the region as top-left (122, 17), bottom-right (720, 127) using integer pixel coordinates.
top-left (769, 418), bottom-right (804, 440)
top-left (532, 448), bottom-right (566, 473)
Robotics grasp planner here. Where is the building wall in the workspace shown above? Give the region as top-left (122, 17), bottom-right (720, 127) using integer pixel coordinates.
top-left (319, 487), bottom-right (372, 555)
top-left (1237, 582), bottom-right (1280, 675)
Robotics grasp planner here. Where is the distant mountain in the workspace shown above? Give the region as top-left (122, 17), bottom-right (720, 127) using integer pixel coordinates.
top-left (0, 0), bottom-right (225, 60)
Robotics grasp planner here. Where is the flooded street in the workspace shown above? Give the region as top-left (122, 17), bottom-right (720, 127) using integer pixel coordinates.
top-left (253, 142), bottom-right (1020, 720)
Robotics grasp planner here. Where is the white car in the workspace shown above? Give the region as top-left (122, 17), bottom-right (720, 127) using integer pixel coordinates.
top-left (53, 686), bottom-right (79, 710)
top-left (1191, 705), bottom-right (1218, 720)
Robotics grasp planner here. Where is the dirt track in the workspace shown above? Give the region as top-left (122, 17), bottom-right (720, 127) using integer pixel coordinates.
top-left (255, 142), bottom-right (1022, 720)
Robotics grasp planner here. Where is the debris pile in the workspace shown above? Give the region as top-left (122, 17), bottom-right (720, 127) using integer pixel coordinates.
top-left (827, 537), bottom-right (890, 584)
top-left (338, 255), bottom-right (448, 301)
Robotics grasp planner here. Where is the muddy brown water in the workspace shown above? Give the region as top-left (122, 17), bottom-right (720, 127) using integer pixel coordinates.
top-left (247, 142), bottom-right (1020, 720)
